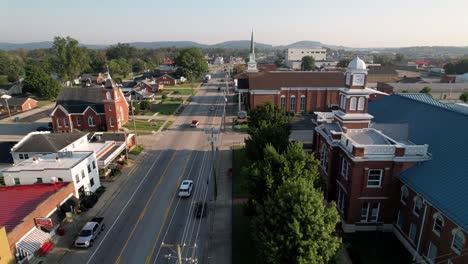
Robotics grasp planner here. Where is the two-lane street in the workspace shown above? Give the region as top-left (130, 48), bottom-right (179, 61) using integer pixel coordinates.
top-left (64, 78), bottom-right (227, 264)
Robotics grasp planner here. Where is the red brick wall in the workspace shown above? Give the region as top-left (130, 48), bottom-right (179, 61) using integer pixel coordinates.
top-left (396, 187), bottom-right (468, 263)
top-left (51, 108), bottom-right (73, 133)
top-left (7, 183), bottom-right (75, 254)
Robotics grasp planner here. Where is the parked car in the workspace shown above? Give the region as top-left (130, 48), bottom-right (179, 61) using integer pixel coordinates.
top-left (194, 202), bottom-right (208, 218)
top-left (178, 180), bottom-right (193, 197)
top-left (190, 120), bottom-right (199, 127)
top-left (238, 111), bottom-right (247, 119)
top-left (74, 217), bottom-right (105, 248)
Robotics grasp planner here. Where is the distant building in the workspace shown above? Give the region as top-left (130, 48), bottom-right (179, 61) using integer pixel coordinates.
top-left (286, 48), bottom-right (327, 70)
top-left (80, 73), bottom-right (104, 86)
top-left (0, 97), bottom-right (37, 111)
top-left (154, 74), bottom-right (177, 86)
top-left (376, 82), bottom-right (468, 101)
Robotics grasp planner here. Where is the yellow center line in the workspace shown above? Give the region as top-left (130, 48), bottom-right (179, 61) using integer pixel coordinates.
top-left (145, 151), bottom-right (194, 264)
top-left (114, 151), bottom-right (178, 264)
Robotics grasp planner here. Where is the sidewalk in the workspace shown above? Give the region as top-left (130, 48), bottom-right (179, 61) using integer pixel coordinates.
top-left (30, 153), bottom-right (147, 264)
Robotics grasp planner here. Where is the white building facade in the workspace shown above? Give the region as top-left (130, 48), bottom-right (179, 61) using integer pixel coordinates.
top-left (286, 48), bottom-right (327, 70)
top-left (2, 151), bottom-right (100, 198)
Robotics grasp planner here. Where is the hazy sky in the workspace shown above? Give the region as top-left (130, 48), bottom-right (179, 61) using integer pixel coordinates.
top-left (2, 0), bottom-right (468, 47)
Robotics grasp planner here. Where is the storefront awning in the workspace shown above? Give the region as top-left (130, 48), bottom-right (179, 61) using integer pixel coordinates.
top-left (16, 227), bottom-right (50, 257)
top-left (98, 143), bottom-right (126, 168)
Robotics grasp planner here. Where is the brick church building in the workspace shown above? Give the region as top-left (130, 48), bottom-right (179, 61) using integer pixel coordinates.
top-left (313, 57), bottom-right (468, 264)
top-left (51, 79), bottom-right (129, 132)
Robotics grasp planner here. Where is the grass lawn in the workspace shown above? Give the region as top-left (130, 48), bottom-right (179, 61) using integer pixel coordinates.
top-left (152, 100), bottom-right (182, 115)
top-left (165, 88), bottom-right (194, 95)
top-left (232, 147), bottom-right (251, 198)
top-left (233, 123), bottom-right (248, 133)
top-left (124, 120), bottom-right (163, 131)
top-left (177, 82), bottom-right (201, 88)
top-left (233, 204), bottom-right (256, 264)
top-left (144, 111), bottom-right (155, 116)
top-left (37, 100), bottom-right (55, 107)
top-left (344, 232), bottom-right (412, 264)
top-left (0, 75), bottom-right (9, 85)
top-left (129, 145), bottom-right (144, 155)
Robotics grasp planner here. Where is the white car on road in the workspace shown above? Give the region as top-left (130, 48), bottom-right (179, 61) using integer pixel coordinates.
top-left (178, 180), bottom-right (193, 197)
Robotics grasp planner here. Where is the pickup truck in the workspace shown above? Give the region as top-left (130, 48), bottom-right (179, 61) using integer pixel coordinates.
top-left (74, 217), bottom-right (105, 248)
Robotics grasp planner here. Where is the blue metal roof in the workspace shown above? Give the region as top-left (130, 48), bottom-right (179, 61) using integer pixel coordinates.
top-left (369, 94), bottom-right (468, 232)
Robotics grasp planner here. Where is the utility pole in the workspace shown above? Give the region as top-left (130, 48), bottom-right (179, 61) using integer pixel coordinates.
top-left (161, 242), bottom-right (198, 263)
top-left (130, 99), bottom-right (137, 142)
top-left (208, 128), bottom-right (218, 200)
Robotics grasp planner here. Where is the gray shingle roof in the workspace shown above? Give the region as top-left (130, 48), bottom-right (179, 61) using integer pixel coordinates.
top-left (13, 133), bottom-right (88, 153)
top-left (369, 94), bottom-right (468, 232)
top-left (56, 88), bottom-right (105, 113)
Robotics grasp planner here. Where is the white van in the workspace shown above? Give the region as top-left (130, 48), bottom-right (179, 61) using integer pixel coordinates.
top-left (178, 180), bottom-right (193, 197)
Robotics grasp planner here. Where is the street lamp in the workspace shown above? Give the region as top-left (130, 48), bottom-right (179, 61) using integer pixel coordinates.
top-left (1, 94), bottom-right (12, 119)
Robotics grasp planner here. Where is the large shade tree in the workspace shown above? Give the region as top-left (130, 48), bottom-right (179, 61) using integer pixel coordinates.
top-left (252, 176), bottom-right (341, 264)
top-left (174, 48), bottom-right (208, 82)
top-left (52, 36), bottom-right (89, 81)
top-left (22, 65), bottom-right (61, 99)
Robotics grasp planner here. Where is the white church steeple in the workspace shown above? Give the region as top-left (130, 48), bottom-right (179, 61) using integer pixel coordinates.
top-left (247, 30), bottom-right (258, 72)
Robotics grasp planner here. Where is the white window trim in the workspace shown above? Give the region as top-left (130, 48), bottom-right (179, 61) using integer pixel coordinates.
top-left (370, 203), bottom-right (380, 223)
top-left (280, 95), bottom-right (286, 110)
top-left (57, 118), bottom-right (62, 128)
top-left (88, 116), bottom-right (95, 127)
top-left (413, 196), bottom-right (422, 217)
top-left (300, 95), bottom-right (306, 112)
top-left (360, 203), bottom-right (369, 223)
top-left (367, 169), bottom-right (383, 188)
top-left (290, 95), bottom-right (296, 112)
top-left (426, 242), bottom-right (437, 264)
top-left (409, 223), bottom-right (417, 244)
top-left (350, 97), bottom-right (357, 110)
top-left (451, 228), bottom-right (465, 255)
top-left (341, 158), bottom-right (349, 179)
top-left (64, 118), bottom-right (68, 127)
top-left (400, 185), bottom-right (409, 205)
top-left (109, 117), bottom-right (114, 127)
top-left (432, 213), bottom-right (444, 237)
top-left (358, 97), bottom-right (365, 110)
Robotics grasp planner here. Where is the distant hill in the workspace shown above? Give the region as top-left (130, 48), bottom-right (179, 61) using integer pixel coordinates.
top-left (127, 41), bottom-right (208, 49)
top-left (0, 41), bottom-right (55, 50)
top-left (211, 40), bottom-right (273, 49)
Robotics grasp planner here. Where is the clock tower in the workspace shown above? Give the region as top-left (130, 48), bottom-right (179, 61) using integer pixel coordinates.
top-left (246, 30), bottom-right (258, 72)
top-left (334, 56), bottom-right (373, 129)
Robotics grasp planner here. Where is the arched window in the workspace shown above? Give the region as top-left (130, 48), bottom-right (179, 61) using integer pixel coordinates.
top-left (451, 228), bottom-right (465, 254)
top-left (106, 91), bottom-right (111, 100)
top-left (109, 117), bottom-right (114, 127)
top-left (413, 196), bottom-right (423, 216)
top-left (280, 95), bottom-right (286, 110)
top-left (358, 97), bottom-right (365, 110)
top-left (350, 97), bottom-right (357, 110)
top-left (300, 95), bottom-right (306, 112)
top-left (88, 116), bottom-right (95, 127)
top-left (400, 186), bottom-right (409, 204)
top-left (290, 95), bottom-right (296, 112)
top-left (340, 95), bottom-right (346, 109)
top-left (432, 212), bottom-right (444, 236)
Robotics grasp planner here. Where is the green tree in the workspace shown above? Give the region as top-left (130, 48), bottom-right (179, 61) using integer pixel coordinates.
top-left (252, 176), bottom-right (341, 264)
top-left (87, 49), bottom-right (107, 73)
top-left (130, 58), bottom-right (146, 73)
top-left (301, 56), bottom-right (316, 71)
top-left (336, 59), bottom-right (351, 68)
top-left (22, 65), bottom-right (61, 99)
top-left (460, 91), bottom-right (468, 102)
top-left (394, 53), bottom-right (405, 64)
top-left (0, 51), bottom-right (24, 82)
top-left (106, 43), bottom-right (137, 60)
top-left (373, 54), bottom-right (394, 66)
top-left (52, 36), bottom-right (89, 81)
top-left (174, 48), bottom-right (208, 82)
top-left (420, 86), bottom-right (431, 94)
top-left (117, 58), bottom-right (132, 77)
top-left (245, 144), bottom-right (321, 204)
top-left (248, 102), bottom-right (291, 129)
top-left (454, 59), bottom-right (468, 74)
top-left (444, 62), bottom-right (456, 74)
top-left (140, 100), bottom-right (152, 110)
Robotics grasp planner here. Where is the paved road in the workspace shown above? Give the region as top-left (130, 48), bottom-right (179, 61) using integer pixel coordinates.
top-left (64, 80), bottom-right (226, 264)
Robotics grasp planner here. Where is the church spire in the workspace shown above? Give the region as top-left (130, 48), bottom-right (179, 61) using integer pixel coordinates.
top-left (247, 29), bottom-right (258, 72)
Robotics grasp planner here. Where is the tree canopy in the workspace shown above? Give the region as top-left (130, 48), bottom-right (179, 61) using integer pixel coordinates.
top-left (52, 36), bottom-right (89, 81)
top-left (252, 176), bottom-right (341, 264)
top-left (460, 91), bottom-right (468, 102)
top-left (22, 65), bottom-right (61, 99)
top-left (174, 48), bottom-right (208, 81)
top-left (336, 59), bottom-right (351, 68)
top-left (301, 56), bottom-right (316, 71)
top-left (247, 102), bottom-right (291, 129)
top-left (0, 51), bottom-right (24, 82)
top-left (420, 86), bottom-right (431, 94)
top-left (443, 59), bottom-right (468, 74)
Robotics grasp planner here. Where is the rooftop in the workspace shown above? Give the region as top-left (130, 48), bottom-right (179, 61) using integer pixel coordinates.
top-left (56, 87), bottom-right (107, 113)
top-left (369, 93), bottom-right (468, 232)
top-left (12, 132), bottom-right (88, 153)
top-left (0, 183), bottom-right (71, 232)
top-left (4, 151), bottom-right (93, 172)
top-left (346, 129), bottom-right (392, 145)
